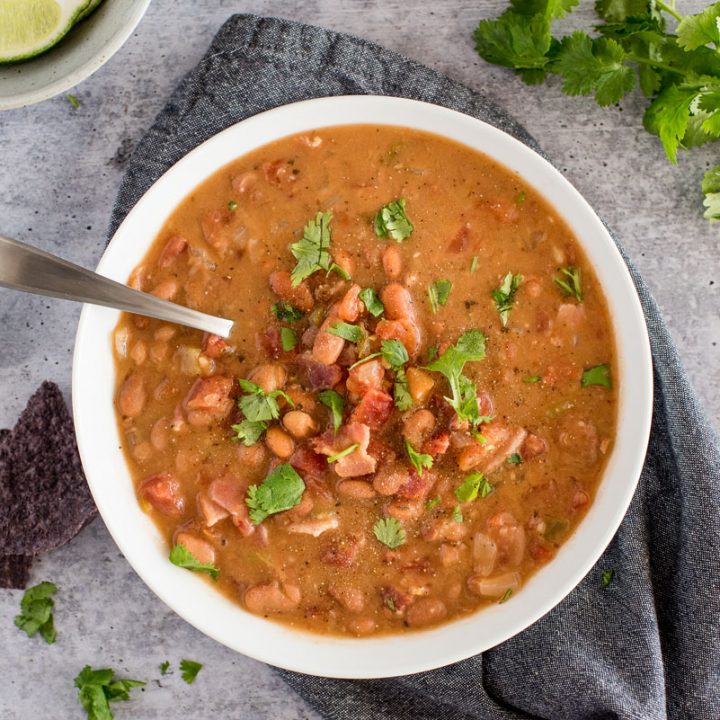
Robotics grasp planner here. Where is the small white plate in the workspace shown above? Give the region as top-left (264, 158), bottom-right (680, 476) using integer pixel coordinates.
top-left (0, 0), bottom-right (151, 111)
top-left (73, 96), bottom-right (653, 679)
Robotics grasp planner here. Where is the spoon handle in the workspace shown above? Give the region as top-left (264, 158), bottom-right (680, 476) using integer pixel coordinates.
top-left (0, 235), bottom-right (233, 338)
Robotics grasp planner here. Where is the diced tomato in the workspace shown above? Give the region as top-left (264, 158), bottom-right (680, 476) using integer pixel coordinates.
top-left (350, 388), bottom-right (393, 429)
top-left (138, 472), bottom-right (184, 517)
top-left (346, 359), bottom-right (384, 396)
top-left (202, 333), bottom-right (231, 359)
top-left (337, 284), bottom-right (362, 322)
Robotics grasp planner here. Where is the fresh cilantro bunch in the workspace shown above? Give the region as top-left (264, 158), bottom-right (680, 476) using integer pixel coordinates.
top-left (474, 0), bottom-right (720, 222)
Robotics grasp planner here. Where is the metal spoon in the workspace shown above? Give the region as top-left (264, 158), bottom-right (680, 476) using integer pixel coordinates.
top-left (0, 235), bottom-right (234, 338)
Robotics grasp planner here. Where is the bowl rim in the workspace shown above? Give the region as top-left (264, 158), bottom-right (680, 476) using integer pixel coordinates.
top-left (72, 95), bottom-right (653, 679)
top-left (0, 0), bottom-right (151, 111)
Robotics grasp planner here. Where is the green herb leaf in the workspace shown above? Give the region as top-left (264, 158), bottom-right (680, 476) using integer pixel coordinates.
top-left (381, 338), bottom-right (409, 368)
top-left (393, 368), bottom-right (413, 411)
top-left (328, 262), bottom-right (352, 280)
top-left (245, 464), bottom-right (305, 524)
top-left (66, 93), bottom-right (80, 109)
top-left (271, 302), bottom-right (304, 322)
top-left (426, 345), bottom-right (439, 363)
top-left (280, 327), bottom-right (297, 352)
top-left (359, 287), bottom-right (385, 316)
top-left (14, 581), bottom-right (57, 644)
top-left (581, 363), bottom-right (612, 388)
top-left (452, 505), bottom-right (464, 522)
top-left (373, 517), bottom-right (407, 548)
top-left (228, 200), bottom-right (238, 212)
top-left (643, 84), bottom-right (699, 164)
top-left (231, 419), bottom-right (267, 446)
top-left (169, 544), bottom-right (219, 579)
top-left (455, 471), bottom-right (493, 503)
top-left (677, 3), bottom-right (720, 52)
top-left (238, 379), bottom-right (293, 423)
top-left (74, 665), bottom-right (145, 720)
top-left (290, 210), bottom-right (333, 286)
top-left (594, 0), bottom-right (648, 22)
top-left (499, 588), bottom-right (513, 603)
top-left (374, 198), bottom-right (414, 241)
top-left (702, 164), bottom-right (720, 221)
top-left (474, 11), bottom-right (552, 70)
top-left (405, 439), bottom-right (433, 476)
top-left (180, 659), bottom-right (203, 685)
top-left (327, 443), bottom-right (359, 463)
top-left (328, 321), bottom-right (365, 343)
top-left (492, 272), bottom-right (522, 327)
top-left (318, 389), bottom-right (345, 432)
top-left (470, 256), bottom-right (479, 273)
top-left (426, 496), bottom-right (441, 510)
top-left (554, 266), bottom-right (583, 301)
top-left (507, 452), bottom-right (524, 465)
top-left (524, 375), bottom-right (542, 384)
top-left (427, 279), bottom-right (453, 314)
top-left (159, 661), bottom-right (170, 675)
top-left (601, 568), bottom-right (615, 588)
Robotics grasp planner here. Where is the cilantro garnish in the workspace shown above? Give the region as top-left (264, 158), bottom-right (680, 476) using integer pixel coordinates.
top-left (473, 0), bottom-right (720, 224)
top-left (405, 439), bottom-right (433, 476)
top-left (228, 200), bottom-right (238, 212)
top-left (373, 517), bottom-right (407, 548)
top-left (74, 665), bottom-right (144, 720)
top-left (327, 443), bottom-right (359, 464)
top-left (245, 464), bottom-right (305, 524)
top-left (350, 338), bottom-right (409, 370)
top-left (328, 321), bottom-right (365, 343)
top-left (452, 505), bottom-right (464, 523)
top-left (271, 302), bottom-right (304, 322)
top-left (702, 165), bottom-right (720, 222)
top-left (318, 389), bottom-right (345, 432)
top-left (238, 378), bottom-right (293, 423)
top-left (507, 453), bottom-right (523, 465)
top-left (393, 368), bottom-right (413, 411)
top-left (329, 262), bottom-right (352, 281)
top-left (231, 419), bottom-right (267, 446)
top-left (499, 588), bottom-right (513, 604)
top-left (524, 375), bottom-right (542, 384)
top-left (169, 544), bottom-right (219, 580)
top-left (374, 198), bottom-right (414, 241)
top-left (581, 364), bottom-right (612, 388)
top-left (601, 569), bottom-right (615, 588)
top-left (180, 659), bottom-right (203, 685)
top-left (14, 581), bottom-right (57, 644)
top-left (290, 210), bottom-right (333, 286)
top-left (492, 272), bottom-right (522, 327)
top-left (554, 266), bottom-right (583, 302)
top-left (280, 327), bottom-right (297, 352)
top-left (455, 471), bottom-right (493, 503)
top-left (470, 256), bottom-right (479, 273)
top-left (426, 496), bottom-right (441, 510)
top-left (66, 93), bottom-right (81, 109)
top-left (159, 661), bottom-right (170, 675)
top-left (359, 287), bottom-right (385, 317)
top-left (427, 279), bottom-right (453, 314)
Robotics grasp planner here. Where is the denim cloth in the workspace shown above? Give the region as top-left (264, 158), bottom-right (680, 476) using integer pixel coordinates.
top-left (109, 15), bottom-right (720, 720)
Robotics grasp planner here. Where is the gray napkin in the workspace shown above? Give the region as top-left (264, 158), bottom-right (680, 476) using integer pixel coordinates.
top-left (109, 15), bottom-right (720, 720)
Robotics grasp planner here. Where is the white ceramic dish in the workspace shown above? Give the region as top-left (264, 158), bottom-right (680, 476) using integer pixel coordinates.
top-left (72, 96), bottom-right (653, 679)
top-left (0, 0), bottom-right (151, 111)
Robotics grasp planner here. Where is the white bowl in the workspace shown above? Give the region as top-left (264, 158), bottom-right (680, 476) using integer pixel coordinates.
top-left (0, 0), bottom-right (151, 111)
top-left (72, 96), bottom-right (653, 679)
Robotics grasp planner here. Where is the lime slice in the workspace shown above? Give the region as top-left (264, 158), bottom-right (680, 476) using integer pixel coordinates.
top-left (75, 0), bottom-right (103, 23)
top-left (0, 0), bottom-right (92, 64)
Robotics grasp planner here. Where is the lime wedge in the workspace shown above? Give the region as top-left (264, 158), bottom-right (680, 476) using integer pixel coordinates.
top-left (75, 0), bottom-right (103, 23)
top-left (0, 0), bottom-right (92, 64)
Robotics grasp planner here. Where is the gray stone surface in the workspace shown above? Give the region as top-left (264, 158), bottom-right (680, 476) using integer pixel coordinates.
top-left (0, 1), bottom-right (717, 717)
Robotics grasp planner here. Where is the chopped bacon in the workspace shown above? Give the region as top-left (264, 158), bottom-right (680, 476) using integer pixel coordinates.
top-left (197, 491), bottom-right (229, 526)
top-left (200, 209), bottom-right (232, 251)
top-left (346, 359), bottom-right (385, 396)
top-left (289, 444), bottom-right (327, 480)
top-left (557, 416), bottom-right (598, 464)
top-left (157, 234), bottom-right (187, 268)
top-left (422, 432), bottom-right (450, 458)
top-left (447, 223), bottom-right (471, 253)
top-left (202, 333), bottom-right (231, 359)
top-left (262, 159), bottom-right (296, 184)
top-left (313, 422), bottom-right (376, 478)
top-left (521, 433), bottom-right (548, 461)
top-left (337, 283), bottom-right (362, 322)
top-left (269, 270), bottom-right (314, 312)
top-left (381, 586), bottom-right (413, 614)
top-left (321, 532), bottom-right (366, 567)
top-left (207, 475), bottom-right (254, 537)
top-left (297, 353), bottom-right (343, 389)
top-left (138, 472), bottom-right (184, 517)
top-left (396, 468), bottom-right (436, 500)
top-left (457, 422), bottom-right (528, 473)
top-left (183, 376), bottom-right (234, 421)
top-left (256, 325), bottom-right (283, 359)
top-left (231, 171), bottom-right (257, 194)
top-left (287, 514), bottom-right (340, 537)
top-left (351, 388), bottom-right (393, 429)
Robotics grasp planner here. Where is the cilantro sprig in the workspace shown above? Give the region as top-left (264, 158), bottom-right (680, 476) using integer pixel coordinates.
top-left (428, 279), bottom-right (453, 314)
top-left (290, 210), bottom-right (333, 286)
top-left (15, 581), bottom-right (58, 644)
top-left (492, 272), bottom-right (522, 328)
top-left (180, 659), bottom-right (203, 684)
top-left (74, 665), bottom-right (145, 720)
top-left (554, 266), bottom-right (583, 301)
top-left (474, 0), bottom-right (720, 223)
top-left (374, 198), bottom-right (414, 241)
top-left (318, 389), bottom-right (345, 432)
top-left (245, 464), bottom-right (305, 524)
top-left (373, 517), bottom-right (407, 548)
top-left (405, 439), bottom-right (433, 476)
top-left (169, 544), bottom-right (220, 580)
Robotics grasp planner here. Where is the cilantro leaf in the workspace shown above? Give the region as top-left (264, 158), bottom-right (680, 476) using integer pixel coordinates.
top-left (510, 0), bottom-right (578, 19)
top-left (470, 256), bottom-right (479, 273)
top-left (159, 661), bottom-right (170, 675)
top-left (405, 439), bottom-right (433, 476)
top-left (601, 568), bottom-right (615, 588)
top-left (492, 272), bottom-right (522, 327)
top-left (231, 419), bottom-right (268, 446)
top-left (702, 164), bottom-right (720, 221)
top-left (327, 443), bottom-right (359, 463)
top-left (328, 321), bottom-right (365, 343)
top-left (499, 588), bottom-right (513, 603)
top-left (280, 327), bottom-right (297, 352)
top-left (271, 302), bottom-right (304, 322)
top-left (455, 471), bottom-right (493, 503)
top-left (524, 375), bottom-right (542, 384)
top-left (452, 505), bottom-right (464, 522)
top-left (290, 210), bottom-right (332, 286)
top-left (677, 3), bottom-right (720, 51)
top-left (581, 363), bottom-right (612, 388)
top-left (14, 581), bottom-right (57, 644)
top-left (393, 368), bottom-right (413, 411)
top-left (643, 84), bottom-right (699, 163)
top-left (426, 496), bottom-right (441, 510)
top-left (180, 659), bottom-right (203, 684)
top-left (381, 338), bottom-right (409, 368)
top-left (474, 11), bottom-right (552, 70)
top-left (318, 389), bottom-right (345, 432)
top-left (245, 464), bottom-right (305, 524)
top-left (74, 665), bottom-right (144, 720)
top-left (554, 266), bottom-right (583, 301)
top-left (373, 517), bottom-right (407, 549)
top-left (238, 378), bottom-right (293, 423)
top-left (595, 0), bottom-right (651, 22)
top-left (374, 198), bottom-right (414, 241)
top-left (359, 287), bottom-right (384, 317)
top-left (427, 329), bottom-right (487, 379)
top-left (507, 453), bottom-right (524, 465)
top-left (169, 544), bottom-right (219, 579)
top-left (428, 279), bottom-right (453, 314)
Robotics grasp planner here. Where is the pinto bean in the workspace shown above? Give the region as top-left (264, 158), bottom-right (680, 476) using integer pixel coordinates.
top-left (236, 443), bottom-right (268, 475)
top-left (313, 316), bottom-right (346, 365)
top-left (154, 324), bottom-right (176, 342)
top-left (348, 616), bottom-right (376, 636)
top-left (406, 598), bottom-right (448, 628)
top-left (337, 479), bottom-right (376, 500)
top-left (381, 283), bottom-right (415, 320)
top-left (150, 417), bottom-right (169, 451)
top-left (265, 426), bottom-right (295, 459)
top-left (130, 341), bottom-right (147, 365)
top-left (151, 279), bottom-right (178, 301)
top-left (439, 543), bottom-right (462, 567)
top-left (423, 518), bottom-right (468, 543)
top-left (385, 499), bottom-right (423, 522)
top-left (467, 571), bottom-right (521, 599)
top-left (373, 463), bottom-right (410, 496)
top-left (328, 583), bottom-right (365, 613)
top-left (402, 409), bottom-right (436, 448)
top-left (487, 512), bottom-right (526, 567)
top-left (174, 531), bottom-right (216, 565)
top-left (118, 373), bottom-right (146, 417)
top-left (157, 234), bottom-right (187, 268)
top-left (382, 245), bottom-right (402, 279)
top-left (282, 410), bottom-right (317, 439)
top-left (269, 270), bottom-right (314, 312)
top-left (244, 581), bottom-right (301, 614)
top-left (248, 363), bottom-right (287, 394)
top-left (338, 283), bottom-right (362, 322)
top-left (132, 442), bottom-right (152, 462)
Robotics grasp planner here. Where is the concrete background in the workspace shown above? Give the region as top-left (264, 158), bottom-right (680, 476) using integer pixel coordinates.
top-left (0, 1), bottom-right (717, 718)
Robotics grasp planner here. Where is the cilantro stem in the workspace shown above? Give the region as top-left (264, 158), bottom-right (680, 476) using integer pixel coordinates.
top-left (656, 0), bottom-right (683, 22)
top-left (625, 54), bottom-right (683, 75)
